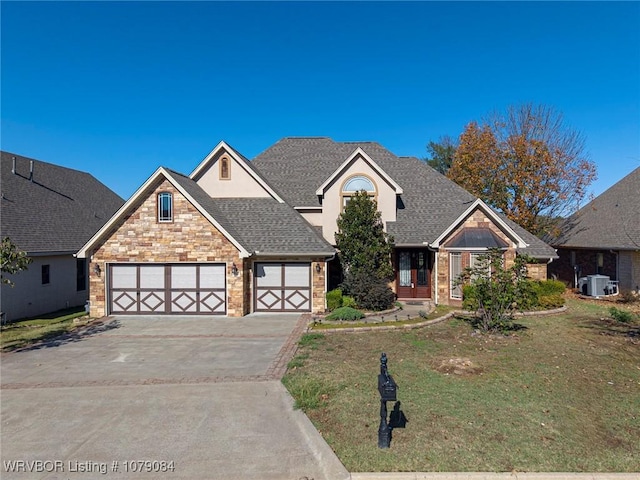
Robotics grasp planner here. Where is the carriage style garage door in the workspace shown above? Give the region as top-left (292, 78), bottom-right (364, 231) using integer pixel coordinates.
top-left (109, 264), bottom-right (226, 315)
top-left (254, 262), bottom-right (311, 312)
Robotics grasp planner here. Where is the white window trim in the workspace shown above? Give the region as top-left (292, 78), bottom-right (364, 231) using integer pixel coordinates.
top-left (158, 192), bottom-right (173, 223)
top-left (450, 252), bottom-right (462, 300)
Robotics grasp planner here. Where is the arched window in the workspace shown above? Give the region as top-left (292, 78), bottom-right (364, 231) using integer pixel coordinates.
top-left (158, 192), bottom-right (173, 222)
top-left (219, 157), bottom-right (230, 180)
top-left (341, 175), bottom-right (376, 208)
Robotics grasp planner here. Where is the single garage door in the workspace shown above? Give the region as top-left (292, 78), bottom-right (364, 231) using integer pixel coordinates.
top-left (254, 262), bottom-right (311, 312)
top-left (109, 264), bottom-right (226, 315)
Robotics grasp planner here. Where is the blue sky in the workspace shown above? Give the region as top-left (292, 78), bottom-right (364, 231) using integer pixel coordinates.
top-left (2, 1), bottom-right (639, 202)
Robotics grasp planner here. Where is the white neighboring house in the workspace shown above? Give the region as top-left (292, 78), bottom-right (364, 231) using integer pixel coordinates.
top-left (1, 152), bottom-right (123, 322)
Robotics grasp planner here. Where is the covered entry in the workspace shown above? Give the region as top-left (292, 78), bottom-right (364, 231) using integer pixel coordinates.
top-left (254, 262), bottom-right (311, 312)
top-left (396, 249), bottom-right (431, 298)
top-left (109, 264), bottom-right (226, 315)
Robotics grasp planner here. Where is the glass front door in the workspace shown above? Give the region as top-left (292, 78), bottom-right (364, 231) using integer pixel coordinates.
top-left (396, 249), bottom-right (431, 298)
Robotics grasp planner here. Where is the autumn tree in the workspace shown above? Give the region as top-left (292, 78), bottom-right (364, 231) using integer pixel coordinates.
top-left (448, 104), bottom-right (596, 237)
top-left (335, 191), bottom-right (395, 310)
top-left (424, 135), bottom-right (457, 175)
top-left (1, 237), bottom-right (32, 286)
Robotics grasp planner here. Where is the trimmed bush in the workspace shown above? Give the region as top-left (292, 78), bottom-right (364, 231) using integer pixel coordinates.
top-left (531, 279), bottom-right (566, 297)
top-left (325, 306), bottom-right (365, 321)
top-left (342, 270), bottom-right (395, 311)
top-left (538, 294), bottom-right (565, 310)
top-left (326, 289), bottom-right (343, 311)
top-left (342, 296), bottom-right (357, 308)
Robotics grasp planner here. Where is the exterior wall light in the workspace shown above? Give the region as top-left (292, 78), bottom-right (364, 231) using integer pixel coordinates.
top-left (315, 263), bottom-right (322, 274)
top-left (92, 264), bottom-right (101, 277)
top-left (231, 263), bottom-right (239, 276)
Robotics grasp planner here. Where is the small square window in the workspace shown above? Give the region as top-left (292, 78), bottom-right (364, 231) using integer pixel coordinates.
top-left (42, 265), bottom-right (50, 285)
top-left (158, 192), bottom-right (173, 222)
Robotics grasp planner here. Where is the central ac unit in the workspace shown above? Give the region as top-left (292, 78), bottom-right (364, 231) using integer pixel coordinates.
top-left (586, 275), bottom-right (609, 297)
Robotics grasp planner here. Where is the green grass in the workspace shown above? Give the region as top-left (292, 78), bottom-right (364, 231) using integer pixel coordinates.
top-left (0, 307), bottom-right (89, 351)
top-left (283, 298), bottom-right (640, 472)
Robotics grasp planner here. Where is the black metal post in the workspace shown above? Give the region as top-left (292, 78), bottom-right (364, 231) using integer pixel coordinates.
top-left (378, 398), bottom-right (391, 448)
top-left (378, 352), bottom-right (394, 448)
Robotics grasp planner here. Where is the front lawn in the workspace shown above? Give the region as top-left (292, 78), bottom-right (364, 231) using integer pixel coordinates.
top-left (282, 298), bottom-right (640, 472)
top-left (0, 307), bottom-right (89, 351)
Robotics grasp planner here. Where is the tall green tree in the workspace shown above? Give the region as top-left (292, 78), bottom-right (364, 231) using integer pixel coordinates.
top-left (447, 104), bottom-right (597, 237)
top-left (424, 135), bottom-right (457, 175)
top-left (335, 191), bottom-right (395, 310)
top-left (1, 237), bottom-right (32, 286)
top-left (335, 191), bottom-right (394, 280)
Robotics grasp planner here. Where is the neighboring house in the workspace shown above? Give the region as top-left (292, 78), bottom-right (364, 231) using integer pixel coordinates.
top-left (1, 152), bottom-right (124, 322)
top-left (548, 167), bottom-right (640, 292)
top-left (78, 138), bottom-right (556, 318)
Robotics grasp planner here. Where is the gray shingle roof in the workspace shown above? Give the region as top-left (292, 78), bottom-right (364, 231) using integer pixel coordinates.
top-left (214, 198), bottom-right (335, 255)
top-left (251, 137), bottom-right (556, 259)
top-left (550, 167), bottom-right (640, 250)
top-left (166, 170), bottom-right (334, 256)
top-left (1, 151), bottom-right (124, 253)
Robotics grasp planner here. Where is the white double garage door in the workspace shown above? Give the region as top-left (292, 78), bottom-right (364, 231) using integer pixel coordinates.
top-left (108, 262), bottom-right (311, 315)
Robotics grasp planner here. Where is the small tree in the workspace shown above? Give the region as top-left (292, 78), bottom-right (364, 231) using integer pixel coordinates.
top-left (456, 249), bottom-right (534, 332)
top-left (335, 191), bottom-right (395, 311)
top-left (1, 237), bottom-right (32, 286)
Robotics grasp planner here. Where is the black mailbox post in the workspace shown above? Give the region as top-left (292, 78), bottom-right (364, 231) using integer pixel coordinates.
top-left (377, 352), bottom-right (398, 448)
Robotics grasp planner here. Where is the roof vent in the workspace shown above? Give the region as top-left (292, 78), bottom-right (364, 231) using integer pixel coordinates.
top-left (12, 156), bottom-right (16, 174)
top-left (29, 160), bottom-right (34, 182)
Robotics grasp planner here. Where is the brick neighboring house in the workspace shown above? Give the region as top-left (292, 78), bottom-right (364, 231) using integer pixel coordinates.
top-left (78, 138), bottom-right (557, 318)
top-left (1, 152), bottom-right (124, 322)
top-left (548, 167), bottom-right (640, 292)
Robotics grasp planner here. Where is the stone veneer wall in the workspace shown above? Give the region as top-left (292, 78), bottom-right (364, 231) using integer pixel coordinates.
top-left (436, 208), bottom-right (518, 306)
top-left (88, 179), bottom-right (247, 318)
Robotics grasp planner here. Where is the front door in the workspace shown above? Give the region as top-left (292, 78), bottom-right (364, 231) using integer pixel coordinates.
top-left (396, 249), bottom-right (431, 298)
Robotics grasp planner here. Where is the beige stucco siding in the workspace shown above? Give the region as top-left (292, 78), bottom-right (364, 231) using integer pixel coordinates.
top-left (87, 180), bottom-right (248, 318)
top-left (195, 151), bottom-right (271, 198)
top-left (321, 156), bottom-right (397, 244)
top-left (296, 209), bottom-right (323, 228)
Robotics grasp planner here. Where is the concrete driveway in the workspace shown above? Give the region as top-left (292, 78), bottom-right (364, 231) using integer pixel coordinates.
top-left (1, 314), bottom-right (349, 480)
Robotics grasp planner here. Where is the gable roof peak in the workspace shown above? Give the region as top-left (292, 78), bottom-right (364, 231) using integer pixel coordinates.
top-left (315, 146), bottom-right (404, 196)
top-left (189, 140), bottom-right (284, 203)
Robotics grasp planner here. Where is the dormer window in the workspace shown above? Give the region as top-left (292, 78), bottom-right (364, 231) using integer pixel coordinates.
top-left (158, 192), bottom-right (173, 222)
top-left (342, 175), bottom-right (376, 207)
top-left (219, 157), bottom-right (230, 180)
